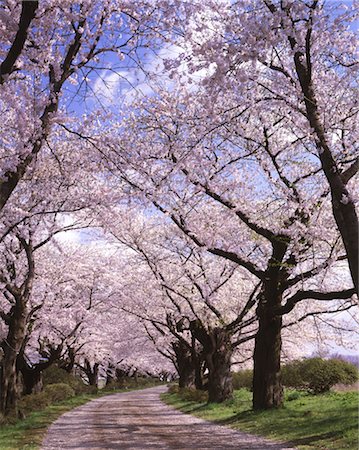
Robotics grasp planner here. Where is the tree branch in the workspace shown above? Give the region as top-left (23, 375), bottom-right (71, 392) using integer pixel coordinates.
top-left (0, 1), bottom-right (38, 83)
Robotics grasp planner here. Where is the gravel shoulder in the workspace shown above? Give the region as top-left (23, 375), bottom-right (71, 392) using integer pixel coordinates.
top-left (41, 385), bottom-right (296, 450)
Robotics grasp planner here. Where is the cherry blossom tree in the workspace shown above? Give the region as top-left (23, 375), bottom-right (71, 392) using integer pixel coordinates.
top-left (100, 208), bottom-right (261, 401)
top-left (95, 0), bottom-right (358, 409)
top-left (161, 0), bottom-right (358, 291)
top-left (24, 239), bottom-right (172, 389)
top-left (1, 0), bottom-right (357, 416)
top-left (0, 133), bottom-right (101, 414)
top-left (0, 0), bottom-right (170, 212)
top-left (98, 67), bottom-right (357, 408)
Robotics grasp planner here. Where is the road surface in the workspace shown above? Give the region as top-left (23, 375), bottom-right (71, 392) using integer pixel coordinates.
top-left (41, 385), bottom-right (296, 450)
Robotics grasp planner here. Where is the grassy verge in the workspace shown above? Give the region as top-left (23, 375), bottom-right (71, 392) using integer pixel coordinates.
top-left (161, 388), bottom-right (359, 450)
top-left (0, 383), bottom-right (162, 450)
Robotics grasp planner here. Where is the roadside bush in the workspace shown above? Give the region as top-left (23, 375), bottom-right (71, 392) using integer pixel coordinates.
top-left (285, 390), bottom-right (302, 401)
top-left (282, 361), bottom-right (304, 389)
top-left (179, 387), bottom-right (208, 403)
top-left (43, 365), bottom-right (73, 385)
top-left (44, 383), bottom-right (75, 402)
top-left (18, 392), bottom-right (52, 415)
top-left (303, 358), bottom-right (343, 394)
top-left (282, 358), bottom-right (359, 394)
top-left (104, 376), bottom-right (161, 392)
top-left (43, 366), bottom-right (95, 395)
top-left (330, 359), bottom-right (359, 385)
top-left (167, 385), bottom-right (179, 395)
top-left (232, 370), bottom-right (253, 390)
top-left (18, 382), bottom-right (75, 417)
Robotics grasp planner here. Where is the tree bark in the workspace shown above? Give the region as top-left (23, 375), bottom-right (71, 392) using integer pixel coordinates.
top-left (83, 360), bottom-right (99, 387)
top-left (106, 364), bottom-right (115, 386)
top-left (59, 347), bottom-right (75, 374)
top-left (206, 328), bottom-right (233, 403)
top-left (17, 344), bottom-right (63, 395)
top-left (19, 366), bottom-right (43, 395)
top-left (193, 350), bottom-right (205, 390)
top-left (0, 1), bottom-right (39, 84)
top-left (172, 341), bottom-right (196, 388)
top-left (0, 298), bottom-right (27, 415)
top-left (252, 298), bottom-right (283, 409)
top-left (190, 321), bottom-right (233, 403)
top-left (252, 241), bottom-right (287, 410)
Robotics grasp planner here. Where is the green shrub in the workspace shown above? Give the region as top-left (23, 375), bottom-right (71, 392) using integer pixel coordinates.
top-left (282, 360), bottom-right (304, 389)
top-left (18, 383), bottom-right (75, 417)
top-left (232, 370), bottom-right (253, 390)
top-left (18, 392), bottom-right (52, 415)
top-left (286, 390), bottom-right (301, 401)
top-left (42, 365), bottom-right (73, 385)
top-left (167, 385), bottom-right (179, 395)
top-left (282, 358), bottom-right (359, 394)
top-left (303, 358), bottom-right (343, 394)
top-left (44, 383), bottom-right (75, 402)
top-left (103, 376), bottom-right (160, 392)
top-left (179, 387), bottom-right (208, 403)
top-left (330, 358), bottom-right (358, 385)
top-left (43, 366), bottom-right (93, 395)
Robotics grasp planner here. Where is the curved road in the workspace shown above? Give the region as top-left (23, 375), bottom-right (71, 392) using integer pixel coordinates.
top-left (41, 386), bottom-right (296, 450)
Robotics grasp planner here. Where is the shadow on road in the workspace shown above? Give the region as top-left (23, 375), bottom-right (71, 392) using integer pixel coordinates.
top-left (42, 386), bottom-right (295, 450)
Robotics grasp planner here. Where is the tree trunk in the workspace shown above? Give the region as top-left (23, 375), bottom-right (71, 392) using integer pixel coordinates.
top-left (252, 239), bottom-right (288, 410)
top-left (20, 367), bottom-right (43, 395)
top-left (59, 347), bottom-right (75, 374)
top-left (172, 341), bottom-right (196, 389)
top-left (205, 329), bottom-right (233, 403)
top-left (17, 342), bottom-right (63, 396)
top-left (84, 360), bottom-right (99, 387)
top-left (252, 309), bottom-right (283, 409)
top-left (193, 351), bottom-right (205, 390)
top-left (253, 290), bottom-right (283, 409)
top-left (106, 364), bottom-right (115, 386)
top-left (190, 320), bottom-right (233, 402)
top-left (0, 298), bottom-right (27, 415)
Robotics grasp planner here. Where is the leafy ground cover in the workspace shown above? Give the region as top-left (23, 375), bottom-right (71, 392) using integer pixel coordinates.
top-left (162, 387), bottom-right (359, 450)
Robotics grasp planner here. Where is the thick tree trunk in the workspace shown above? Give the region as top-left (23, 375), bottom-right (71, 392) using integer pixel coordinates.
top-left (20, 368), bottom-right (43, 395)
top-left (193, 351), bottom-right (205, 390)
top-left (84, 360), bottom-right (99, 387)
top-left (0, 299), bottom-right (27, 415)
top-left (17, 342), bottom-right (63, 396)
top-left (172, 341), bottom-right (196, 388)
top-left (252, 241), bottom-right (287, 410)
top-left (190, 321), bottom-right (233, 403)
top-left (252, 302), bottom-right (283, 409)
top-left (205, 329), bottom-right (233, 403)
top-left (0, 352), bottom-right (19, 415)
top-left (106, 364), bottom-right (115, 386)
top-left (59, 347), bottom-right (75, 374)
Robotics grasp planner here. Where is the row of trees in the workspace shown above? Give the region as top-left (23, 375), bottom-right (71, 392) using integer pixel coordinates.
top-left (0, 0), bottom-right (171, 414)
top-left (96, 0), bottom-right (358, 408)
top-left (0, 0), bottom-right (358, 416)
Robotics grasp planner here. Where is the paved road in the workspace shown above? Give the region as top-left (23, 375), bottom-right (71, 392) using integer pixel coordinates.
top-left (41, 386), bottom-right (296, 450)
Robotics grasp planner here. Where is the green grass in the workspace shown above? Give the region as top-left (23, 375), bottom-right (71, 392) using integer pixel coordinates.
top-left (162, 388), bottom-right (359, 450)
top-left (0, 382), bottom-right (163, 450)
top-left (0, 393), bottom-right (101, 450)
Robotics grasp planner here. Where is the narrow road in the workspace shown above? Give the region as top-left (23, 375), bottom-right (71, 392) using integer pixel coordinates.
top-left (41, 386), bottom-right (295, 450)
